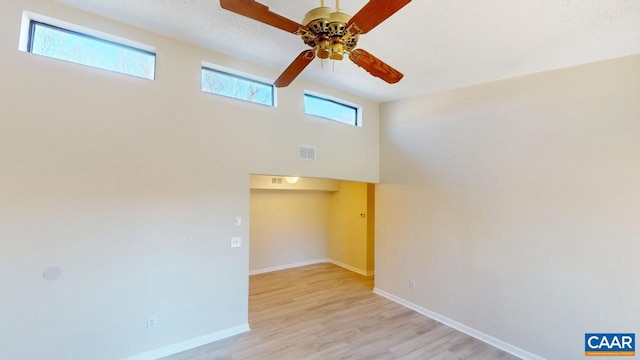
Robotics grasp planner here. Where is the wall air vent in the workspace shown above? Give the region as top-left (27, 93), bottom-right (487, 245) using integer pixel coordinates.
top-left (270, 177), bottom-right (284, 186)
top-left (298, 145), bottom-right (317, 161)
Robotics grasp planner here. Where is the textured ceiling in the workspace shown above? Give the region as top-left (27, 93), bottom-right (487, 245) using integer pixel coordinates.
top-left (57, 0), bottom-right (640, 102)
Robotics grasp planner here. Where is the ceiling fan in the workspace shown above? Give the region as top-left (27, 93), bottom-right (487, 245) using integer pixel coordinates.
top-left (219, 0), bottom-right (411, 87)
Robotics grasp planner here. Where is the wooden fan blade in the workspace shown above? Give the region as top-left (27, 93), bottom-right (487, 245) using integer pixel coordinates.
top-left (220, 0), bottom-right (304, 34)
top-left (274, 50), bottom-right (316, 88)
top-left (347, 0), bottom-right (411, 34)
top-left (349, 49), bottom-right (404, 84)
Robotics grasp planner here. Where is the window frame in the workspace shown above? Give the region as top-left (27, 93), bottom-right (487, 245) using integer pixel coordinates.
top-left (19, 12), bottom-right (156, 80)
top-left (201, 63), bottom-right (276, 107)
top-left (303, 91), bottom-right (362, 127)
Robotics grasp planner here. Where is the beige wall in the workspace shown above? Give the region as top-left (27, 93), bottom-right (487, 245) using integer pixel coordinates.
top-left (366, 183), bottom-right (375, 273)
top-left (328, 181), bottom-right (372, 274)
top-left (0, 1), bottom-right (379, 359)
top-left (250, 190), bottom-right (330, 272)
top-left (377, 55), bottom-right (640, 359)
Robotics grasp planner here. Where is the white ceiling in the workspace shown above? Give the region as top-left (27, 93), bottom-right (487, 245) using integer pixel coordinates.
top-left (57, 0), bottom-right (640, 102)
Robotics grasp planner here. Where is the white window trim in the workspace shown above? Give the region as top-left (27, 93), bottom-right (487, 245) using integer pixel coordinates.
top-left (19, 11), bottom-right (156, 54)
top-left (304, 90), bottom-right (362, 127)
top-left (201, 61), bottom-right (278, 107)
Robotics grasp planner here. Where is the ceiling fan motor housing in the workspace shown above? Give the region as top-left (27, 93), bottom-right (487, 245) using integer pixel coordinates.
top-left (300, 7), bottom-right (359, 60)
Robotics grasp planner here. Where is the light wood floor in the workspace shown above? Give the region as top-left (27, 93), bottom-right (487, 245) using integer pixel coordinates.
top-left (163, 263), bottom-right (521, 360)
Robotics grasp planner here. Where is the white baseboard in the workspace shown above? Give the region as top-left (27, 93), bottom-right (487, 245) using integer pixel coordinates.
top-left (249, 259), bottom-right (329, 275)
top-left (373, 288), bottom-right (545, 360)
top-left (121, 323), bottom-right (250, 360)
top-left (250, 259), bottom-right (374, 277)
top-left (329, 259), bottom-right (374, 277)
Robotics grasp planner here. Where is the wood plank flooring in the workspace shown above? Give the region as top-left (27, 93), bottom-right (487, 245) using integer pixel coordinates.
top-left (162, 263), bottom-right (521, 360)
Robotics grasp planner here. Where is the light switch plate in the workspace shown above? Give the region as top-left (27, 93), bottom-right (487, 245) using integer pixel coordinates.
top-left (231, 237), bottom-right (242, 248)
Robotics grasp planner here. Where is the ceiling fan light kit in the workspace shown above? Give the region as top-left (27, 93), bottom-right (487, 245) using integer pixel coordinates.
top-left (219, 0), bottom-right (411, 87)
top-left (299, 5), bottom-right (358, 61)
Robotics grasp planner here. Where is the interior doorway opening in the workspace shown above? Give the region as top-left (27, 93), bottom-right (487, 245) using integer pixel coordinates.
top-left (248, 174), bottom-right (375, 277)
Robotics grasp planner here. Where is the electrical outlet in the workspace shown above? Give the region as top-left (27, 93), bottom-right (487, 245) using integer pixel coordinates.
top-left (146, 316), bottom-right (157, 329)
top-left (410, 280), bottom-right (416, 290)
top-left (231, 237), bottom-right (242, 248)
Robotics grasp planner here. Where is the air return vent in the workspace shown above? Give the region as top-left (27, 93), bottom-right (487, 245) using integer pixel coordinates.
top-left (298, 145), bottom-right (316, 161)
top-left (270, 177), bottom-right (284, 186)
